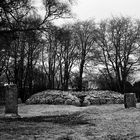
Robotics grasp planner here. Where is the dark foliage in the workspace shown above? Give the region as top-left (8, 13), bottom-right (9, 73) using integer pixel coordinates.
top-left (96, 74), bottom-right (133, 93)
top-left (18, 68), bottom-right (48, 102)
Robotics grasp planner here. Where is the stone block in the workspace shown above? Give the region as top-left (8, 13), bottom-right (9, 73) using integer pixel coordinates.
top-left (5, 84), bottom-right (20, 118)
top-left (124, 93), bottom-right (137, 108)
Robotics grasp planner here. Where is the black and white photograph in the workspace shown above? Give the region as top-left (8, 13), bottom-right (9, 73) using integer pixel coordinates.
top-left (0, 0), bottom-right (140, 139)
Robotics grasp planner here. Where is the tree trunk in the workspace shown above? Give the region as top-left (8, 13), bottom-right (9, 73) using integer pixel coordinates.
top-left (78, 57), bottom-right (85, 91)
top-left (63, 60), bottom-right (69, 91)
top-left (63, 44), bottom-right (69, 91)
top-left (78, 44), bottom-right (86, 91)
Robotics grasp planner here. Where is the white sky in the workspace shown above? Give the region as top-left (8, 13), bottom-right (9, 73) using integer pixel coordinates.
top-left (71, 0), bottom-right (140, 21)
top-left (33, 0), bottom-right (140, 25)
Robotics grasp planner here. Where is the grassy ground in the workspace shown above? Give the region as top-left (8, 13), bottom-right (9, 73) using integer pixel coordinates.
top-left (0, 104), bottom-right (140, 140)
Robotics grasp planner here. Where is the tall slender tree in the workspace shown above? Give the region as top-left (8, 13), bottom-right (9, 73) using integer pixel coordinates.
top-left (72, 20), bottom-right (96, 91)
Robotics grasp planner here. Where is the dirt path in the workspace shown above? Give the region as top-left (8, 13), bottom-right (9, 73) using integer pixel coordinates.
top-left (0, 104), bottom-right (140, 139)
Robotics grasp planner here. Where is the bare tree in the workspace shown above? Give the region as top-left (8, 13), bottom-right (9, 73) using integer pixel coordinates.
top-left (96, 17), bottom-right (140, 93)
top-left (56, 25), bottom-right (77, 90)
top-left (3, 17), bottom-right (44, 102)
top-left (0, 0), bottom-right (74, 90)
top-left (0, 0), bottom-right (74, 34)
top-left (41, 24), bottom-right (77, 90)
top-left (72, 20), bottom-right (96, 91)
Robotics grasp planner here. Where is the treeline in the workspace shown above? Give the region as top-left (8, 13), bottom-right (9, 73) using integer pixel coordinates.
top-left (1, 1), bottom-right (140, 102)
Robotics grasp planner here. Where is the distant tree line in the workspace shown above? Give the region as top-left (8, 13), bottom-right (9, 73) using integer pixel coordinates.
top-left (1, 1), bottom-right (140, 102)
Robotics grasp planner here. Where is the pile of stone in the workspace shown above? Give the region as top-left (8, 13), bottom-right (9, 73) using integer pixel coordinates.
top-left (84, 90), bottom-right (124, 105)
top-left (26, 90), bottom-right (124, 106)
top-left (26, 90), bottom-right (80, 106)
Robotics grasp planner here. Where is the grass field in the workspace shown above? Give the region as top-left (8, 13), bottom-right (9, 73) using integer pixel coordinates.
top-left (0, 104), bottom-right (140, 140)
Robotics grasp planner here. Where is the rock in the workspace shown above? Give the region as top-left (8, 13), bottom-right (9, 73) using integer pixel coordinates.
top-left (89, 98), bottom-right (100, 105)
top-left (82, 99), bottom-right (90, 106)
top-left (26, 90), bottom-right (81, 106)
top-left (106, 98), bottom-right (114, 104)
top-left (5, 84), bottom-right (19, 117)
top-left (65, 99), bottom-right (72, 105)
top-left (99, 98), bottom-right (107, 104)
top-left (25, 90), bottom-right (124, 106)
top-left (124, 93), bottom-right (137, 108)
top-left (40, 98), bottom-right (46, 104)
top-left (114, 98), bottom-right (124, 104)
top-left (72, 100), bottom-right (81, 106)
top-left (54, 97), bottom-right (64, 105)
top-left (34, 96), bottom-right (40, 104)
top-left (46, 96), bottom-right (53, 104)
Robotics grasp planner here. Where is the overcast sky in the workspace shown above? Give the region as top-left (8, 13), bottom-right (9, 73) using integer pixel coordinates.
top-left (72, 0), bottom-right (140, 21)
top-left (34, 0), bottom-right (140, 25)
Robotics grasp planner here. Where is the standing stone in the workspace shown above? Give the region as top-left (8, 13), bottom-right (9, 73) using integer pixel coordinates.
top-left (5, 84), bottom-right (20, 118)
top-left (0, 84), bottom-right (5, 105)
top-left (124, 93), bottom-right (137, 108)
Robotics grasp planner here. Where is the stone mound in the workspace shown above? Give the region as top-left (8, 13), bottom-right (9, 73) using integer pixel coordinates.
top-left (26, 90), bottom-right (80, 106)
top-left (26, 90), bottom-right (124, 106)
top-left (84, 90), bottom-right (124, 105)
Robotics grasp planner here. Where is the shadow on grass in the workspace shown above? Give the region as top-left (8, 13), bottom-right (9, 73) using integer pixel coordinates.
top-left (0, 112), bottom-right (92, 126)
